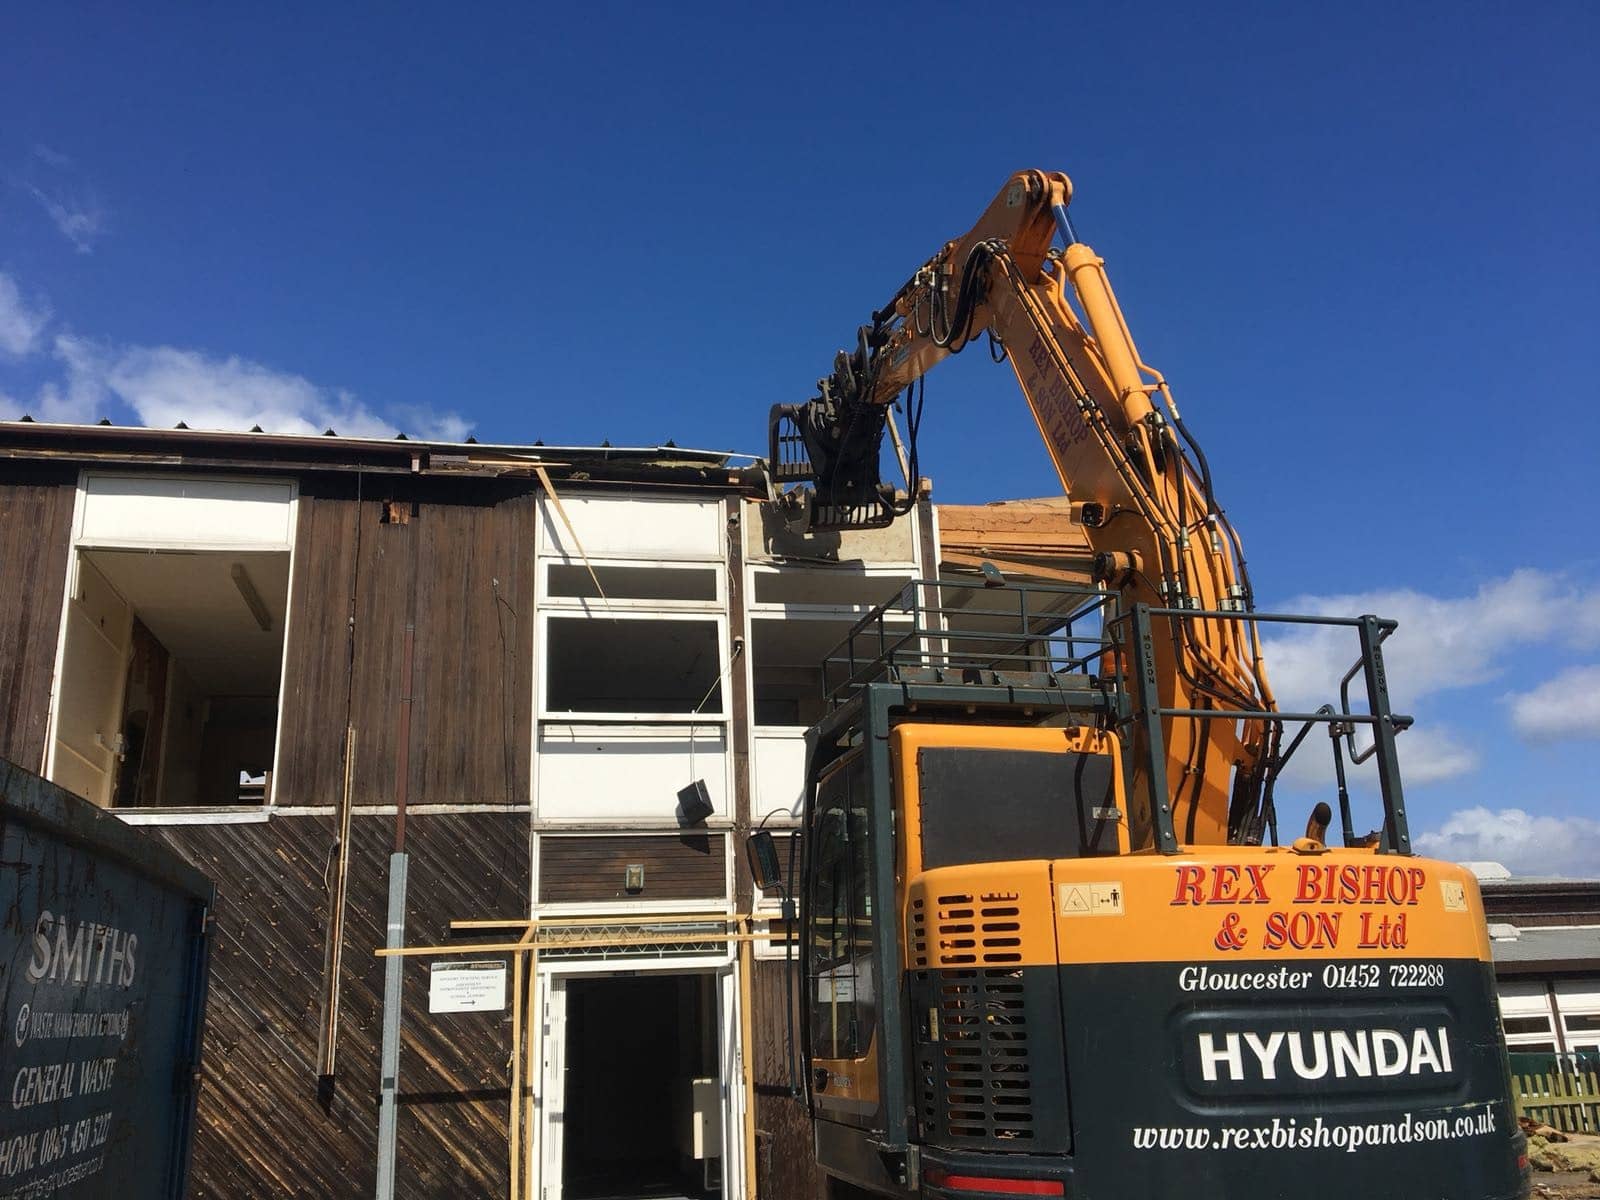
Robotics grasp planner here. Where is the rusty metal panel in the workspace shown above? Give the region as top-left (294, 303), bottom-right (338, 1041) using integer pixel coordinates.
top-left (0, 759), bottom-right (213, 1199)
top-left (0, 465), bottom-right (77, 772)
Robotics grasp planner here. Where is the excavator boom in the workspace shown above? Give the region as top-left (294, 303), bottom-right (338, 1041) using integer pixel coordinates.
top-left (771, 169), bottom-right (1276, 848)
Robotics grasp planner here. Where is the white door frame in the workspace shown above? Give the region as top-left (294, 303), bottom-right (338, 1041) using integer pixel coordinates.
top-left (533, 959), bottom-right (744, 1200)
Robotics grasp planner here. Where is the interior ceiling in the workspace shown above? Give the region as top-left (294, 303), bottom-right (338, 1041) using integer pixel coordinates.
top-left (85, 549), bottom-right (289, 695)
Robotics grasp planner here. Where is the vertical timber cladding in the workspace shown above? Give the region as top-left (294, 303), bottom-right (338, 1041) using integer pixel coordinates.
top-left (272, 473), bottom-right (360, 807)
top-left (156, 473), bottom-right (540, 1198)
top-left (0, 462), bottom-right (78, 771)
top-left (275, 473), bottom-right (538, 810)
top-left (340, 812), bottom-right (531, 1199)
top-left (752, 960), bottom-right (821, 1200)
top-left (146, 810), bottom-right (531, 1199)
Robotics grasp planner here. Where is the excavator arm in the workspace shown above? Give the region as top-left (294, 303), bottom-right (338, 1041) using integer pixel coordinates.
top-left (770, 169), bottom-right (1280, 848)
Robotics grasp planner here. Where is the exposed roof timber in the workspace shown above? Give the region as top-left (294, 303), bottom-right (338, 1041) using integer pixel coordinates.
top-left (940, 551), bottom-right (1094, 586)
top-left (938, 497), bottom-right (1094, 585)
top-left (0, 420), bottom-right (769, 490)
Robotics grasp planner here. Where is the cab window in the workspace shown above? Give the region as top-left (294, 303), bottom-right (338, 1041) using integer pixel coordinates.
top-left (808, 751), bottom-right (875, 1060)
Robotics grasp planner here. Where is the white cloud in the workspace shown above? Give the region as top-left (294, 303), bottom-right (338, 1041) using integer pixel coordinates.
top-left (14, 147), bottom-right (108, 254)
top-left (26, 183), bottom-right (107, 254)
top-left (1394, 726), bottom-right (1481, 784)
top-left (11, 333), bottom-right (474, 442)
top-left (1415, 807), bottom-right (1600, 877)
top-left (0, 270), bottom-right (473, 438)
top-left (102, 343), bottom-right (396, 437)
top-left (1273, 721), bottom-right (1478, 791)
top-left (1262, 570), bottom-right (1600, 712)
top-left (28, 334), bottom-right (112, 422)
top-left (1506, 664), bottom-right (1600, 743)
top-left (32, 145), bottom-right (73, 170)
top-left (0, 272), bottom-right (51, 356)
top-left (392, 403), bottom-right (473, 443)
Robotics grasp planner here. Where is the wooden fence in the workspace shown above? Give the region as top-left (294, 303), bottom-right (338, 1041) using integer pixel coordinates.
top-left (1509, 1053), bottom-right (1600, 1133)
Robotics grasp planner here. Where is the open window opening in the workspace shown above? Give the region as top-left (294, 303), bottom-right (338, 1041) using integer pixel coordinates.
top-left (50, 549), bottom-right (289, 807)
top-left (546, 617), bottom-right (724, 717)
top-left (750, 618), bottom-right (846, 729)
top-left (750, 616), bottom-right (915, 728)
top-left (562, 973), bottom-right (721, 1200)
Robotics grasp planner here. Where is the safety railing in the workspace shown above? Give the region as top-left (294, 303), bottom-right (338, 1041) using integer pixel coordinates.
top-left (818, 580), bottom-right (1418, 856)
top-left (1112, 605), bottom-right (1415, 856)
top-left (821, 577), bottom-right (1119, 702)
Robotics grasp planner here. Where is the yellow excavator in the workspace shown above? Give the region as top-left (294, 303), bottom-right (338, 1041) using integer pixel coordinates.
top-left (747, 171), bottom-right (1527, 1200)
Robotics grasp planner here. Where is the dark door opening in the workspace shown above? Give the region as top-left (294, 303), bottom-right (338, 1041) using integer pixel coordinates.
top-left (563, 974), bottom-right (720, 1200)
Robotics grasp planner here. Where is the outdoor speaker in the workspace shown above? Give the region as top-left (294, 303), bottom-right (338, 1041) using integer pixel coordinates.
top-left (677, 779), bottom-right (714, 825)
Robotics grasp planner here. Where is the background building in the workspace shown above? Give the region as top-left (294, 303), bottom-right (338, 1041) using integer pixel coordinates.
top-left (1471, 863), bottom-right (1600, 1059)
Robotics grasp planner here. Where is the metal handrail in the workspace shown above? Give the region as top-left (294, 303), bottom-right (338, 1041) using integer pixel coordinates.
top-left (821, 577), bottom-right (1117, 702)
top-left (1111, 603), bottom-right (1413, 857)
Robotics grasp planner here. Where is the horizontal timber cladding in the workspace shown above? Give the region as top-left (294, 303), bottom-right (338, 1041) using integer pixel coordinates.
top-left (145, 809), bottom-right (530, 1199)
top-left (751, 959), bottom-right (823, 1200)
top-left (0, 463), bottom-right (77, 771)
top-left (538, 832), bottom-right (729, 904)
top-left (275, 473), bottom-right (537, 810)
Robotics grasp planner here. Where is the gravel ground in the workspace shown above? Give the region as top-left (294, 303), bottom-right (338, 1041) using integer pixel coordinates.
top-left (1532, 1173), bottom-right (1600, 1199)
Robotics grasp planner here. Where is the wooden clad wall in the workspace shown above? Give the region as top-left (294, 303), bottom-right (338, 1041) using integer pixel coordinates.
top-left (539, 832), bottom-right (727, 903)
top-left (751, 959), bottom-right (823, 1200)
top-left (275, 475), bottom-right (537, 809)
top-left (0, 463), bottom-right (77, 771)
top-left (152, 471), bottom-right (541, 1197)
top-left (274, 475), bottom-right (360, 806)
top-left (150, 810), bottom-right (530, 1199)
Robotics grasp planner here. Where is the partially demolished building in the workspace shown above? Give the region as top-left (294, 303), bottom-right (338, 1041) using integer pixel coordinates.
top-left (0, 420), bottom-right (1090, 1199)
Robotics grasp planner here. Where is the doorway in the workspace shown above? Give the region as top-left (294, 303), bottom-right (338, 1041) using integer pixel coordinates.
top-left (560, 973), bottom-right (721, 1200)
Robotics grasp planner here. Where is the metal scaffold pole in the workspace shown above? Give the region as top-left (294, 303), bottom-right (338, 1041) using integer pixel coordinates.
top-left (373, 852), bottom-right (409, 1199)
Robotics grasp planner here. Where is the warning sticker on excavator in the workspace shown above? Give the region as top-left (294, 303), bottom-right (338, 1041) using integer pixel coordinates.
top-left (1059, 881), bottom-right (1125, 917)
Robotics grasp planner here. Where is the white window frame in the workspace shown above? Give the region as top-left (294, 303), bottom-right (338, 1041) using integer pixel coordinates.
top-left (746, 564), bottom-right (918, 621)
top-left (45, 470), bottom-right (299, 813)
top-left (537, 609), bottom-right (734, 725)
top-left (1498, 982), bottom-right (1560, 1051)
top-left (1556, 982), bottom-right (1600, 1051)
top-left (540, 556), bottom-right (727, 614)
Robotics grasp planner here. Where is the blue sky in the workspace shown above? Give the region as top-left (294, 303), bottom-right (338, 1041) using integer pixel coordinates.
top-left (3, 3), bottom-right (1597, 870)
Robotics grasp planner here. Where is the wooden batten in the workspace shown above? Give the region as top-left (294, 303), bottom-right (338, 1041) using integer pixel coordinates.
top-left (935, 496), bottom-right (1095, 585)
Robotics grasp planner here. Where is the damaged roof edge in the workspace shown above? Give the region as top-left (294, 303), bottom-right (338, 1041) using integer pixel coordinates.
top-left (0, 419), bottom-right (768, 487)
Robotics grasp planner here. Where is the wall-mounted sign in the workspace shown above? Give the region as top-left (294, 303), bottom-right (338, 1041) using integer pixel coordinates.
top-left (428, 961), bottom-right (508, 1014)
